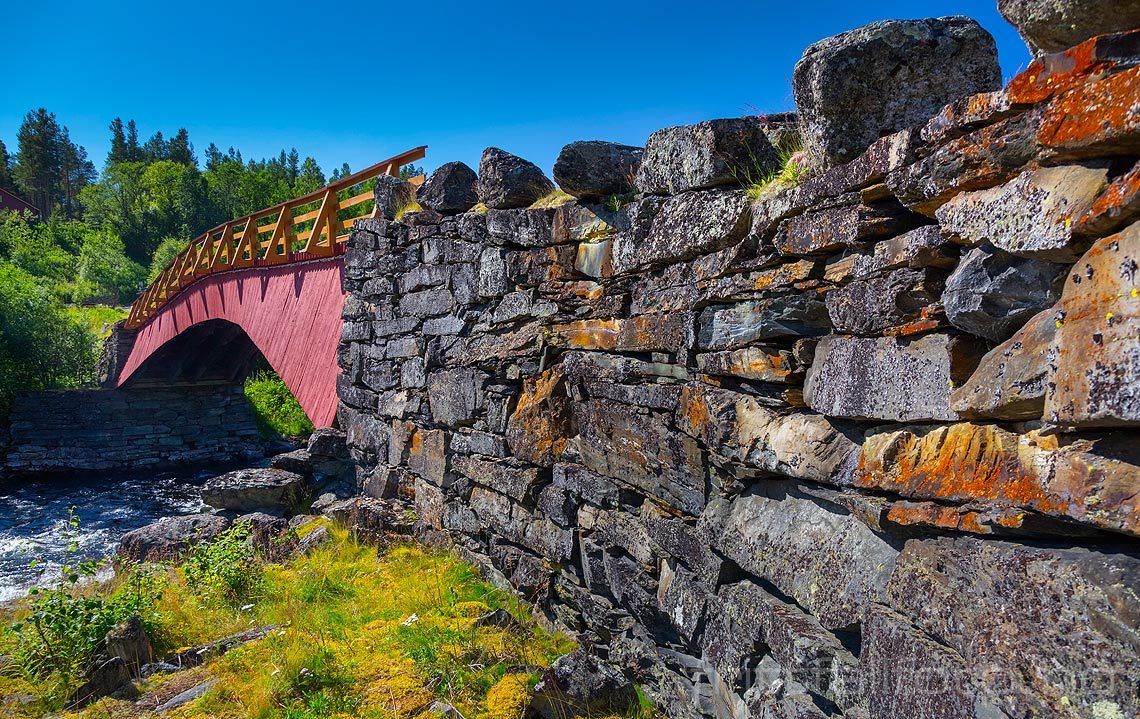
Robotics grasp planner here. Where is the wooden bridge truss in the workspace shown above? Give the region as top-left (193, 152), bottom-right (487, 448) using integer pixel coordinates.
top-left (125, 146), bottom-right (427, 329)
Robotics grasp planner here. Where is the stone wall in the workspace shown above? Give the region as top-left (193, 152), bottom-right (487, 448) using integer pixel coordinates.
top-left (3, 385), bottom-right (264, 475)
top-left (338, 20), bottom-right (1140, 719)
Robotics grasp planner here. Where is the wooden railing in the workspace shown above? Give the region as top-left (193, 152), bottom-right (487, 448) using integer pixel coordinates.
top-left (124, 146), bottom-right (427, 329)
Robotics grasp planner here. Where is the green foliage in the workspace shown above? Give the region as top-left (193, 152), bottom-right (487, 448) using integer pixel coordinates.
top-left (245, 369), bottom-right (315, 438)
top-left (73, 229), bottom-right (145, 304)
top-left (3, 509), bottom-right (164, 704)
top-left (65, 304), bottom-right (129, 339)
top-left (12, 108), bottom-right (95, 220)
top-left (0, 261), bottom-right (97, 416)
top-left (182, 521), bottom-right (264, 606)
top-left (147, 236), bottom-right (187, 283)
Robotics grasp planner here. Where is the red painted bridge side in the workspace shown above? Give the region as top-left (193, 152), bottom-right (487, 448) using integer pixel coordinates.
top-left (117, 258), bottom-right (346, 427)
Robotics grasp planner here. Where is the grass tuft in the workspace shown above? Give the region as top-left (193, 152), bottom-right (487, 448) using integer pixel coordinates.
top-left (528, 190), bottom-right (575, 209)
top-left (732, 140), bottom-right (809, 201)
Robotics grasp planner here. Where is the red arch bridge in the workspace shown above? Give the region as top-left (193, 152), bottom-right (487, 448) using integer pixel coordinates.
top-left (109, 147), bottom-right (427, 428)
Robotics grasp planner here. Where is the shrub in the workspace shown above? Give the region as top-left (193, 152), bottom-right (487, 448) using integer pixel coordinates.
top-left (4, 509), bottom-right (164, 703)
top-left (147, 237), bottom-right (186, 284)
top-left (244, 369), bottom-right (314, 438)
top-left (182, 521), bottom-right (263, 605)
top-left (0, 261), bottom-right (98, 416)
top-left (73, 230), bottom-right (146, 305)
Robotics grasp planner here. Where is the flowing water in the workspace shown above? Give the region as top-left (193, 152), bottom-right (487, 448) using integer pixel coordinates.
top-left (0, 471), bottom-right (212, 602)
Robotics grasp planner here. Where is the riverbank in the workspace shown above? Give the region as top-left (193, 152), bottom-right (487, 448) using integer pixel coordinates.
top-left (0, 523), bottom-right (639, 719)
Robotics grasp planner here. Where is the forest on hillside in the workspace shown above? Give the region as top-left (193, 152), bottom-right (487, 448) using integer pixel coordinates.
top-left (0, 107), bottom-right (419, 416)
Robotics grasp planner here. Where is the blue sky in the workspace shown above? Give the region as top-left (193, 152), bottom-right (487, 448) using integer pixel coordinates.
top-left (2, 1), bottom-right (1030, 177)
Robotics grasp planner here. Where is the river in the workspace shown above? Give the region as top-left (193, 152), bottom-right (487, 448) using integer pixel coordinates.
top-left (0, 470), bottom-right (212, 602)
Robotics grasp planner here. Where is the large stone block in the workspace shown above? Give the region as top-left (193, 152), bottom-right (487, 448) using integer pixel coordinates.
top-left (826, 267), bottom-right (945, 336)
top-left (635, 118), bottom-right (779, 195)
top-left (701, 482), bottom-right (900, 630)
top-left (554, 140), bottom-right (642, 199)
top-left (886, 537), bottom-right (1140, 718)
top-left (505, 366), bottom-right (574, 466)
top-left (998, 0), bottom-right (1140, 55)
top-left (804, 334), bottom-right (985, 422)
top-left (678, 382), bottom-right (861, 487)
top-left (942, 244), bottom-right (1065, 342)
top-left (1047, 222), bottom-right (1140, 426)
top-left (793, 17), bottom-right (1001, 169)
top-left (477, 147), bottom-right (554, 209)
top-left (426, 367), bottom-right (482, 426)
top-left (860, 604), bottom-right (999, 719)
top-left (611, 189), bottom-right (749, 274)
top-left (773, 201), bottom-right (920, 257)
top-left (950, 306), bottom-right (1056, 420)
top-left (855, 422), bottom-right (1140, 536)
top-left (417, 161), bottom-right (479, 214)
top-left (697, 295), bottom-right (830, 351)
top-left (575, 399), bottom-right (705, 515)
top-left (935, 165), bottom-right (1108, 261)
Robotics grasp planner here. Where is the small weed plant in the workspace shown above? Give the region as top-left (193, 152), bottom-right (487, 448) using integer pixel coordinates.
top-left (3, 509), bottom-right (163, 704)
top-left (731, 138), bottom-right (809, 200)
top-left (182, 521), bottom-right (263, 606)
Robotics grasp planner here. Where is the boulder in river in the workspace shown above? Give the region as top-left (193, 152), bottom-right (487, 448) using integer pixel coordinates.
top-left (118, 514), bottom-right (230, 563)
top-left (201, 467), bottom-right (309, 513)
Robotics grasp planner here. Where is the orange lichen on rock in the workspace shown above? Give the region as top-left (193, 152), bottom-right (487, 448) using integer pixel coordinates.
top-left (1008, 30), bottom-right (1140, 105)
top-left (550, 313), bottom-right (688, 354)
top-left (505, 365), bottom-right (573, 466)
top-left (1038, 64), bottom-right (1140, 156)
top-left (856, 423), bottom-right (1140, 536)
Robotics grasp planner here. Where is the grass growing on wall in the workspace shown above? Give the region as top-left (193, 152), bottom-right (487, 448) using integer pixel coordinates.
top-left (65, 304), bottom-right (129, 340)
top-left (243, 369), bottom-right (314, 439)
top-left (0, 525), bottom-right (581, 719)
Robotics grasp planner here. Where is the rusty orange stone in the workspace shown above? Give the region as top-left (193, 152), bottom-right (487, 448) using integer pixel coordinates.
top-left (1076, 160), bottom-right (1140, 237)
top-left (1038, 64), bottom-right (1140, 157)
top-left (856, 423), bottom-right (1140, 537)
top-left (506, 365), bottom-right (573, 467)
top-left (550, 313), bottom-right (689, 354)
top-left (1008, 30), bottom-right (1140, 105)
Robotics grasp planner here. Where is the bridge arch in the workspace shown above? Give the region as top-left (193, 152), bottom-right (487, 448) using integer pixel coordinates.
top-left (116, 258), bottom-right (345, 427)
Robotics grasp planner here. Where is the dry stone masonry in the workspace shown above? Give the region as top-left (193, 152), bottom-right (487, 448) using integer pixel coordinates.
top-left (347, 12), bottom-right (1140, 719)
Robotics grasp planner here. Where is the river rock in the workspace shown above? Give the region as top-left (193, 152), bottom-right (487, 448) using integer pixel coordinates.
top-left (935, 165), bottom-right (1109, 261)
top-left (478, 147), bottom-right (554, 209)
top-left (950, 306), bottom-right (1057, 419)
top-left (804, 333), bottom-right (985, 422)
top-left (373, 174), bottom-right (417, 220)
top-left (118, 514), bottom-right (231, 562)
top-left (201, 468), bottom-right (309, 513)
top-left (635, 118), bottom-right (779, 196)
top-left (998, 0), bottom-right (1140, 55)
top-left (104, 616), bottom-right (154, 674)
top-left (417, 161), bottom-right (479, 214)
top-left (530, 650), bottom-right (638, 719)
top-left (322, 496), bottom-right (412, 541)
top-left (1046, 221), bottom-right (1140, 427)
top-left (942, 244), bottom-right (1065, 342)
top-left (701, 482), bottom-right (900, 630)
top-left (886, 536), bottom-right (1140, 717)
top-left (793, 17), bottom-right (1001, 169)
top-left (553, 140), bottom-right (642, 199)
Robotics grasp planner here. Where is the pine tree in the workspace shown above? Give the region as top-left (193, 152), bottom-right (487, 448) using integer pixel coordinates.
top-left (287, 149), bottom-right (300, 186)
top-left (205, 143), bottom-right (223, 170)
top-left (168, 128), bottom-right (196, 166)
top-left (58, 127), bottom-right (95, 219)
top-left (13, 108), bottom-right (62, 215)
top-left (107, 118), bottom-right (129, 166)
top-left (126, 120), bottom-right (144, 162)
top-left (144, 131), bottom-right (168, 163)
top-left (0, 139), bottom-right (13, 191)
